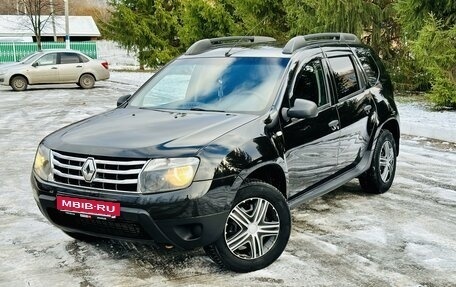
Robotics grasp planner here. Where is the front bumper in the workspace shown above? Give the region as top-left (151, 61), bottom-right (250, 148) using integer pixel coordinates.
top-left (32, 174), bottom-right (236, 249)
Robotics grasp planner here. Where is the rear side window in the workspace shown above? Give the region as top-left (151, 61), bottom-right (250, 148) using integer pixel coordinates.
top-left (355, 48), bottom-right (379, 86)
top-left (60, 53), bottom-right (81, 64)
top-left (79, 54), bottom-right (90, 63)
top-left (328, 56), bottom-right (360, 99)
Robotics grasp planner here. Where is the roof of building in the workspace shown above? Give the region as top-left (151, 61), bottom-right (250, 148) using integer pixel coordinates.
top-left (0, 15), bottom-right (100, 38)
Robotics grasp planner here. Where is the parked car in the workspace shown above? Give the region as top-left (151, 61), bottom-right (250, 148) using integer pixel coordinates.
top-left (0, 49), bottom-right (109, 91)
top-left (31, 33), bottom-right (399, 272)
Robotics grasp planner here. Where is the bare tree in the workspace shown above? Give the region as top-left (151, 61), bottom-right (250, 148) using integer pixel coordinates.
top-left (17, 0), bottom-right (61, 50)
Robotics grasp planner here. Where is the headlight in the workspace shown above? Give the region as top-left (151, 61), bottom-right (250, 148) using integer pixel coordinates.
top-left (33, 144), bottom-right (53, 181)
top-left (138, 157), bottom-right (199, 193)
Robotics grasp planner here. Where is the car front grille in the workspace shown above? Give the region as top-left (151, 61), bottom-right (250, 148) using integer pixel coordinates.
top-left (51, 150), bottom-right (147, 193)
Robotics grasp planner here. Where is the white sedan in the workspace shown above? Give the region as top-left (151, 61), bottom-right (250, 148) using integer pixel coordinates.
top-left (0, 49), bottom-right (110, 91)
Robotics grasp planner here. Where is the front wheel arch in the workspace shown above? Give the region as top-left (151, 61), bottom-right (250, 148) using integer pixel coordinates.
top-left (243, 164), bottom-right (287, 199)
top-left (204, 180), bottom-right (291, 272)
top-left (9, 74), bottom-right (29, 85)
top-left (9, 74), bottom-right (29, 91)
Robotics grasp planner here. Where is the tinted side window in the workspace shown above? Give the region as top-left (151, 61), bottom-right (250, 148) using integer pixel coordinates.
top-left (355, 48), bottom-right (379, 86)
top-left (60, 53), bottom-right (81, 64)
top-left (328, 56), bottom-right (360, 99)
top-left (291, 59), bottom-right (328, 107)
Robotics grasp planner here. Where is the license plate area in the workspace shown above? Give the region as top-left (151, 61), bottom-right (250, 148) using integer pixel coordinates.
top-left (56, 195), bottom-right (120, 218)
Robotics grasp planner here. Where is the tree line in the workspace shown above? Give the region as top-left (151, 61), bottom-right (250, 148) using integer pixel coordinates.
top-left (2, 1), bottom-right (454, 108)
top-left (103, 0), bottom-right (455, 108)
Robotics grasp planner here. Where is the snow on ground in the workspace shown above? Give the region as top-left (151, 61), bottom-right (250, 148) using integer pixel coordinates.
top-left (398, 102), bottom-right (456, 143)
top-left (0, 74), bottom-right (455, 286)
top-left (97, 41), bottom-right (140, 70)
top-left (108, 71), bottom-right (152, 87)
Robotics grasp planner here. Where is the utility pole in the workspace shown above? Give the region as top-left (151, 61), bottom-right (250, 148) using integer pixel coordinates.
top-left (64, 0), bottom-right (70, 49)
top-left (50, 0), bottom-right (57, 42)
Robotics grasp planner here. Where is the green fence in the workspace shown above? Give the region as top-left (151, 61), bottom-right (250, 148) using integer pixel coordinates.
top-left (0, 42), bottom-right (97, 62)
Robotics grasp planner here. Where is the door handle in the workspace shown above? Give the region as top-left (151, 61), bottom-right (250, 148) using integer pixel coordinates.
top-left (328, 120), bottom-right (339, 131)
top-left (51, 67), bottom-right (58, 69)
top-left (76, 65), bottom-right (82, 68)
top-left (363, 104), bottom-right (372, 115)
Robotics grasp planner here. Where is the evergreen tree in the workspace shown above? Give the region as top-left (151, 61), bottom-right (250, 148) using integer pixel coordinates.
top-left (103, 0), bottom-right (180, 69)
top-left (411, 17), bottom-right (456, 108)
top-left (395, 0), bottom-right (456, 38)
top-left (395, 0), bottom-right (456, 107)
top-left (229, 0), bottom-right (288, 41)
top-left (179, 0), bottom-right (235, 48)
top-left (283, 0), bottom-right (398, 59)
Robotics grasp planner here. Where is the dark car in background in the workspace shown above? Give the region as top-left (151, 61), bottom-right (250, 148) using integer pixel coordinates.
top-left (31, 33), bottom-right (399, 272)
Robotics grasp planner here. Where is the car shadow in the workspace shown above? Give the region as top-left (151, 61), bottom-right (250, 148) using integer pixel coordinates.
top-left (28, 85), bottom-right (107, 91)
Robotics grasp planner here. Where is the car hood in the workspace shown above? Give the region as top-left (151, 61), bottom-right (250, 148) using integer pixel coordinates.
top-left (43, 108), bottom-right (258, 158)
top-left (0, 62), bottom-right (26, 72)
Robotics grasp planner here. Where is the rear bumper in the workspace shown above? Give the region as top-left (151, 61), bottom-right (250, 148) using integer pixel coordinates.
top-left (32, 174), bottom-right (235, 249)
top-left (95, 70), bottom-right (110, 81)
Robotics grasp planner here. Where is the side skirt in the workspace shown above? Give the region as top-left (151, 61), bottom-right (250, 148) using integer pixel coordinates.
top-left (288, 150), bottom-right (372, 209)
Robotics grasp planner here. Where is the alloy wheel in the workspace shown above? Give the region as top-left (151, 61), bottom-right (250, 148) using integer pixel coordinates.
top-left (379, 141), bottom-right (395, 182)
top-left (224, 197), bottom-right (280, 260)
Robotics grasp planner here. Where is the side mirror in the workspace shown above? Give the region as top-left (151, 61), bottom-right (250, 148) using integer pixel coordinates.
top-left (287, 99), bottom-right (318, 119)
top-left (32, 62), bottom-right (38, 67)
top-left (117, 94), bottom-right (132, 107)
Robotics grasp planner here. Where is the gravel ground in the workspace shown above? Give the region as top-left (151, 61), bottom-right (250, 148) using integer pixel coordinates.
top-left (0, 75), bottom-right (455, 286)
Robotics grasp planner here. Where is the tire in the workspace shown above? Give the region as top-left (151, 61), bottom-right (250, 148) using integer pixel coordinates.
top-left (10, 75), bottom-right (28, 91)
top-left (63, 231), bottom-right (101, 242)
top-left (78, 74), bottom-right (95, 89)
top-left (204, 181), bottom-right (291, 272)
top-left (359, 130), bottom-right (397, 194)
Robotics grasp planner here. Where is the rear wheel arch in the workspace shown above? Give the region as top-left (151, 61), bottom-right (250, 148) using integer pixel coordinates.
top-left (380, 119), bottom-right (400, 155)
top-left (78, 73), bottom-right (96, 89)
top-left (79, 72), bottom-right (96, 81)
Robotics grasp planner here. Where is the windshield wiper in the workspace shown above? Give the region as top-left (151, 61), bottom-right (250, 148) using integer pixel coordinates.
top-left (189, 107), bottom-right (226, 112)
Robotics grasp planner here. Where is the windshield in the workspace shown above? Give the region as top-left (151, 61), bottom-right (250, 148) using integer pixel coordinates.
top-left (21, 52), bottom-right (43, 64)
top-left (129, 57), bottom-right (290, 113)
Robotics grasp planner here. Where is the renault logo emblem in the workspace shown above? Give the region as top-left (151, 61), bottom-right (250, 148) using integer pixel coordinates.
top-left (81, 157), bottom-right (97, 183)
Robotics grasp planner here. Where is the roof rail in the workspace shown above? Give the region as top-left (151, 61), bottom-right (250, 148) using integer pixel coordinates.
top-left (282, 33), bottom-right (360, 54)
top-left (185, 36), bottom-right (276, 55)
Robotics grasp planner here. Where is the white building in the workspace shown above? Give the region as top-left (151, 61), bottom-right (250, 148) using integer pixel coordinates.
top-left (0, 15), bottom-right (101, 42)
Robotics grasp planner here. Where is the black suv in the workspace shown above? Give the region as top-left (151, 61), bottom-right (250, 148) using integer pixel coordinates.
top-left (32, 33), bottom-right (399, 272)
